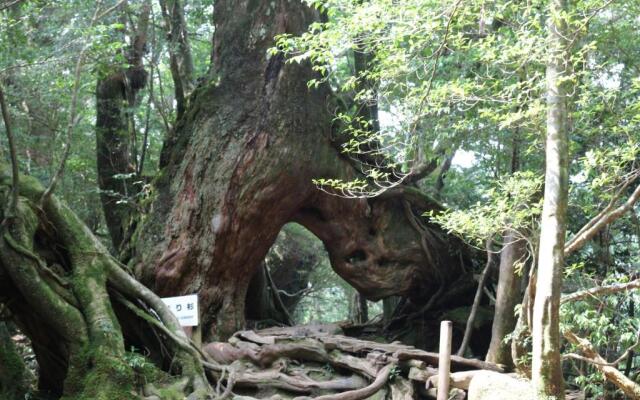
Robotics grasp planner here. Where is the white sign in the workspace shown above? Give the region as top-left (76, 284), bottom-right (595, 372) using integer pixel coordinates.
top-left (161, 294), bottom-right (199, 326)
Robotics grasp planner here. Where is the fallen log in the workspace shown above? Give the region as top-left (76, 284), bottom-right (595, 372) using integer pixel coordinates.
top-left (315, 334), bottom-right (505, 372)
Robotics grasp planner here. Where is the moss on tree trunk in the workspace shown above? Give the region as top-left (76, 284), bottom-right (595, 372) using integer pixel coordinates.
top-left (0, 322), bottom-right (31, 399)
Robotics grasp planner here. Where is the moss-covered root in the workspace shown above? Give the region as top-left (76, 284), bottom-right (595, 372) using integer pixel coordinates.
top-left (0, 322), bottom-right (32, 399)
top-left (0, 166), bottom-right (212, 398)
top-left (61, 352), bottom-right (138, 400)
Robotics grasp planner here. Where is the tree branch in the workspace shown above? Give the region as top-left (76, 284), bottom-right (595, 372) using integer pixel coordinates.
top-left (564, 328), bottom-right (639, 366)
top-left (457, 238), bottom-right (494, 356)
top-left (561, 279), bottom-right (640, 303)
top-left (564, 330), bottom-right (640, 399)
top-left (564, 181), bottom-right (640, 256)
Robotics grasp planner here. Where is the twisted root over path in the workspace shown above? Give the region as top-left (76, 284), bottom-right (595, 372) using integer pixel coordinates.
top-left (200, 326), bottom-right (504, 399)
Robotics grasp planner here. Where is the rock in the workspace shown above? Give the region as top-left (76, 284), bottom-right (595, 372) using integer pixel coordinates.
top-left (425, 387), bottom-right (465, 400)
top-left (468, 371), bottom-right (534, 400)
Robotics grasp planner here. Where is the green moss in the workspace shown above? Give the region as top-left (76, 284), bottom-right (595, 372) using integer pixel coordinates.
top-left (156, 387), bottom-right (187, 400)
top-left (62, 344), bottom-right (177, 400)
top-left (61, 345), bottom-right (135, 400)
top-left (0, 328), bottom-right (30, 399)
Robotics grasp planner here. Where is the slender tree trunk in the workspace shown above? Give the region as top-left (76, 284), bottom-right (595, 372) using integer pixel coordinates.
top-left (348, 292), bottom-right (370, 324)
top-left (457, 239), bottom-right (494, 357)
top-left (353, 46), bottom-right (380, 134)
top-left (531, 0), bottom-right (570, 396)
top-left (159, 0), bottom-right (195, 119)
top-left (486, 230), bottom-right (526, 367)
top-left (358, 293), bottom-right (369, 323)
top-left (245, 225), bottom-right (321, 325)
top-left (435, 153), bottom-right (454, 193)
top-left (244, 263), bottom-right (292, 326)
top-left (383, 296), bottom-right (401, 323)
top-left (486, 134), bottom-right (527, 367)
top-left (625, 300), bottom-right (635, 377)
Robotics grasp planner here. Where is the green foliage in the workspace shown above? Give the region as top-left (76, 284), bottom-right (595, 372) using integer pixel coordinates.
top-left (388, 365), bottom-right (400, 382)
top-left (276, 0), bottom-right (640, 394)
top-left (429, 172), bottom-right (543, 247)
top-left (561, 279), bottom-right (639, 397)
top-left (0, 0), bottom-right (215, 242)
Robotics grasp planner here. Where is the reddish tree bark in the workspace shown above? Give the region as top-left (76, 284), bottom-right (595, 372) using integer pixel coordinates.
top-left (133, 0), bottom-right (472, 341)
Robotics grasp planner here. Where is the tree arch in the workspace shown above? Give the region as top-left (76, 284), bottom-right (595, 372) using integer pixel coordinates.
top-left (132, 0), bottom-right (474, 341)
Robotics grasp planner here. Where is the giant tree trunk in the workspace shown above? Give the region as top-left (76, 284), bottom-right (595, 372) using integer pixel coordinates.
top-left (133, 0), bottom-right (472, 341)
top-left (531, 0), bottom-right (570, 396)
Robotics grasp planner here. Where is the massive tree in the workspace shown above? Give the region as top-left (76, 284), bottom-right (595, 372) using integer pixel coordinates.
top-left (131, 0), bottom-right (473, 341)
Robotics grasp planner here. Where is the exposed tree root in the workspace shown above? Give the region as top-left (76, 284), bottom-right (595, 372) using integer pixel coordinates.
top-left (199, 326), bottom-right (505, 399)
top-left (0, 166), bottom-right (212, 399)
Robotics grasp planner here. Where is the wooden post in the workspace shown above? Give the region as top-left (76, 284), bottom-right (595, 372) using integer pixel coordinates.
top-left (437, 320), bottom-right (452, 400)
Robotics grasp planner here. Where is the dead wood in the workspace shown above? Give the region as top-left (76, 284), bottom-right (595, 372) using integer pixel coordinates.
top-left (561, 278), bottom-right (640, 304)
top-left (256, 329), bottom-right (506, 372)
top-left (232, 367), bottom-right (368, 393)
top-left (457, 239), bottom-right (494, 356)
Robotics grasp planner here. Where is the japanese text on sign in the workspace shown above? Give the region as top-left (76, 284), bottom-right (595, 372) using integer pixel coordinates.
top-left (161, 294), bottom-right (199, 326)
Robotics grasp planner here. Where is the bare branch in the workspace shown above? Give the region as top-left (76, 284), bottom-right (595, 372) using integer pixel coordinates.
top-left (564, 182), bottom-right (640, 256)
top-left (569, 173), bottom-right (636, 242)
top-left (564, 330), bottom-right (640, 398)
top-left (96, 0), bottom-right (127, 19)
top-left (564, 329), bottom-right (639, 367)
top-left (457, 238), bottom-right (494, 356)
top-left (561, 278), bottom-right (640, 303)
